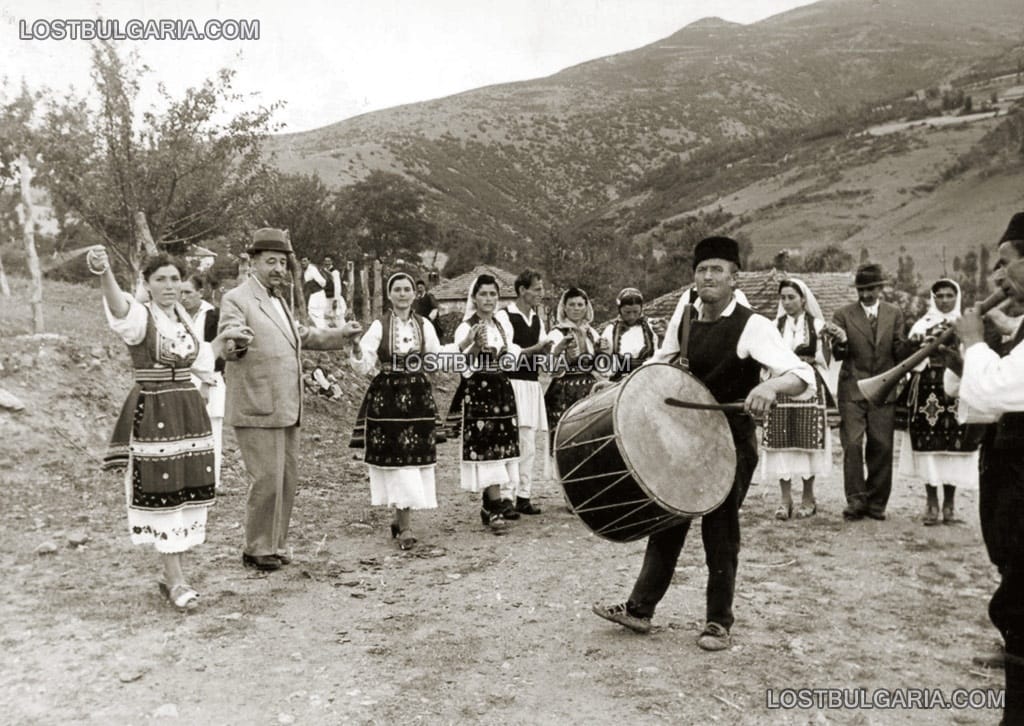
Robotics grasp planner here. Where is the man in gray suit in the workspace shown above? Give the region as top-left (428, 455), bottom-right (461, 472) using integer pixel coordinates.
top-left (220, 229), bottom-right (361, 571)
top-left (832, 263), bottom-right (913, 521)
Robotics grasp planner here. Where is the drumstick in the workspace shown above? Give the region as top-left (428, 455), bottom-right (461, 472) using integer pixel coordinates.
top-left (663, 397), bottom-right (747, 413)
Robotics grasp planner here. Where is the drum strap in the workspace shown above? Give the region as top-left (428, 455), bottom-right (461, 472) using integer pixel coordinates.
top-left (677, 305), bottom-right (694, 371)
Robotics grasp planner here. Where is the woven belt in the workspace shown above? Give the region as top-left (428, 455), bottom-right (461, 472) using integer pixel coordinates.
top-left (134, 367), bottom-right (193, 382)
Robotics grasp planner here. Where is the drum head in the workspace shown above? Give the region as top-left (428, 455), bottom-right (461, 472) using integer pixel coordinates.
top-left (613, 364), bottom-right (735, 516)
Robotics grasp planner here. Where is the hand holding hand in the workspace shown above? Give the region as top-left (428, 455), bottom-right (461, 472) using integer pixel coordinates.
top-left (214, 326), bottom-right (254, 358)
top-left (340, 321), bottom-right (363, 339)
top-left (650, 317), bottom-right (668, 337)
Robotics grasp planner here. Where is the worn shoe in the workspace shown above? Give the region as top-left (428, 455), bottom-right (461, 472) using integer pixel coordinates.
top-left (591, 602), bottom-right (652, 634)
top-left (242, 553), bottom-right (282, 571)
top-left (499, 499), bottom-right (521, 520)
top-left (942, 505), bottom-right (958, 524)
top-left (697, 622), bottom-right (731, 651)
top-left (274, 553), bottom-right (293, 565)
top-left (865, 510), bottom-right (887, 521)
top-left (480, 507), bottom-right (510, 532)
top-left (842, 505), bottom-right (866, 521)
top-left (515, 497), bottom-right (542, 515)
top-left (923, 504), bottom-right (940, 526)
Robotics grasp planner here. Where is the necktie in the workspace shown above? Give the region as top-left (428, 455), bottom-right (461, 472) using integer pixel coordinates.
top-left (869, 313), bottom-right (877, 335)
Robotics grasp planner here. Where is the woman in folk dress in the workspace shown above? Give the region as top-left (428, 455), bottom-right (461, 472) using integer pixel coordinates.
top-left (544, 287), bottom-right (608, 447)
top-left (447, 274), bottom-right (522, 531)
top-left (760, 278), bottom-right (843, 520)
top-left (349, 273), bottom-right (443, 550)
top-left (898, 278), bottom-right (981, 524)
top-left (91, 247), bottom-right (250, 610)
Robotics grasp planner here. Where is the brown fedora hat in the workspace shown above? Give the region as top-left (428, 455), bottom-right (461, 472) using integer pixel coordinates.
top-left (853, 263), bottom-right (887, 289)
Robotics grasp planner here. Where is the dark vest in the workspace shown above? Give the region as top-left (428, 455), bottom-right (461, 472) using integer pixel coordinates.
top-left (505, 307), bottom-right (542, 382)
top-left (377, 311), bottom-right (427, 368)
top-left (678, 304), bottom-right (762, 404)
top-left (776, 313), bottom-right (819, 361)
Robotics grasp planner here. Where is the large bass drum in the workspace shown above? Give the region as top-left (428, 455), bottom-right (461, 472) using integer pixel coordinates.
top-left (554, 363), bottom-right (735, 542)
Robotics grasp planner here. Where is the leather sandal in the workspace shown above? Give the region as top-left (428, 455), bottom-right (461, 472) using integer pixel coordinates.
top-left (397, 530), bottom-right (417, 550)
top-left (794, 503), bottom-right (817, 519)
top-left (158, 581), bottom-right (199, 611)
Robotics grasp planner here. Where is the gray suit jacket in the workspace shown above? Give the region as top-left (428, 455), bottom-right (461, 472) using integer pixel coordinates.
top-left (219, 277), bottom-right (347, 428)
top-left (832, 300), bottom-right (910, 403)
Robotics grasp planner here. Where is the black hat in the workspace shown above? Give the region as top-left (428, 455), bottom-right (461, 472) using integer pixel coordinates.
top-left (854, 263), bottom-right (887, 289)
top-left (692, 236), bottom-right (741, 270)
top-left (999, 212), bottom-right (1024, 244)
top-left (248, 228), bottom-right (293, 254)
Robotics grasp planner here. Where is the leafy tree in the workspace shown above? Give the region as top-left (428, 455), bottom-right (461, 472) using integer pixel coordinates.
top-left (894, 246), bottom-right (920, 297)
top-left (802, 244), bottom-right (855, 272)
top-left (254, 171), bottom-right (348, 262)
top-left (440, 228), bottom-right (501, 278)
top-left (335, 171), bottom-right (436, 262)
top-left (36, 41), bottom-right (282, 281)
top-left (0, 80), bottom-right (45, 328)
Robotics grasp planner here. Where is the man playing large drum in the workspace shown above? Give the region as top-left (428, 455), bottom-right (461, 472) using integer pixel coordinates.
top-left (592, 236), bottom-right (815, 651)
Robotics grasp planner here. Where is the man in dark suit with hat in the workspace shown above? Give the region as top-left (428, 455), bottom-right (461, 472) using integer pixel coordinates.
top-left (220, 228), bottom-right (362, 571)
top-left (593, 236), bottom-right (815, 650)
top-left (832, 262), bottom-right (912, 521)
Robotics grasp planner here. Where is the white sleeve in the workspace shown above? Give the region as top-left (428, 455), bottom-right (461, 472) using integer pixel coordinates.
top-left (423, 318), bottom-right (442, 355)
top-left (738, 314), bottom-right (816, 398)
top-left (104, 293), bottom-right (148, 346)
top-left (305, 265), bottom-right (326, 286)
top-left (646, 292), bottom-right (687, 365)
top-left (546, 329), bottom-right (565, 345)
top-left (350, 320), bottom-right (382, 375)
top-left (958, 341), bottom-right (1024, 419)
top-left (601, 324), bottom-right (614, 347)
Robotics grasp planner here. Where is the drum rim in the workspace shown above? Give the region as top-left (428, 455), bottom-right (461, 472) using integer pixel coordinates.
top-left (610, 362), bottom-right (734, 517)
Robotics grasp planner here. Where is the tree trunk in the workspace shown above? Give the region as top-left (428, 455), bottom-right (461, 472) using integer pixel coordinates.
top-left (18, 155), bottom-right (44, 333)
top-left (345, 261), bottom-right (355, 312)
top-left (0, 249), bottom-right (10, 297)
top-left (132, 211), bottom-right (159, 290)
top-left (359, 264), bottom-right (370, 323)
top-left (372, 259), bottom-right (383, 319)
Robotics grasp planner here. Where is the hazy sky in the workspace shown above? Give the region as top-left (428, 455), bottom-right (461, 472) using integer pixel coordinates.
top-left (2, 0), bottom-right (817, 133)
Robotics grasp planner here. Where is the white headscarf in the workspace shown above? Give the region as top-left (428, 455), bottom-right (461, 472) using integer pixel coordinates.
top-left (909, 278), bottom-right (961, 337)
top-left (555, 287), bottom-right (595, 329)
top-left (462, 274), bottom-right (501, 321)
top-left (775, 277), bottom-right (824, 322)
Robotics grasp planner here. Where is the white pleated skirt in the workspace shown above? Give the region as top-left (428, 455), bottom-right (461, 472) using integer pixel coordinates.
top-left (759, 431), bottom-right (833, 481)
top-left (368, 464), bottom-right (438, 509)
top-left (124, 469), bottom-right (209, 553)
top-left (460, 459), bottom-right (521, 493)
top-left (897, 432), bottom-right (979, 489)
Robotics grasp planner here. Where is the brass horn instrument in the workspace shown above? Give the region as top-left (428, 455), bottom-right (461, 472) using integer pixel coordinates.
top-left (857, 289), bottom-right (1007, 405)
